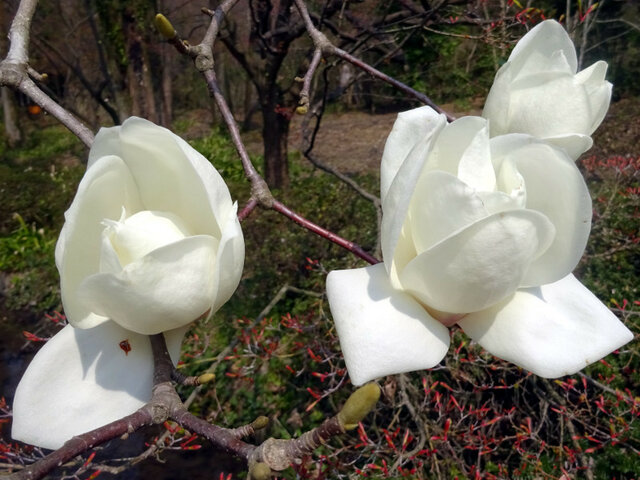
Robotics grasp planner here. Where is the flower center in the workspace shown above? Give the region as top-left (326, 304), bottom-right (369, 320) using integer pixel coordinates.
top-left (102, 209), bottom-right (192, 267)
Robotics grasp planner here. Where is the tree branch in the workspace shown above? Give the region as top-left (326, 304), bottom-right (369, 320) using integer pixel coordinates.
top-left (0, 0), bottom-right (95, 147)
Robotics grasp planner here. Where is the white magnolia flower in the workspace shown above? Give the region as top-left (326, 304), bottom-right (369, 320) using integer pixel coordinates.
top-left (327, 107), bottom-right (632, 386)
top-left (12, 117), bottom-right (245, 449)
top-left (483, 19), bottom-right (612, 159)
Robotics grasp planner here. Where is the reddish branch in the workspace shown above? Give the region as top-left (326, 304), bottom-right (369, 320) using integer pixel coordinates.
top-left (272, 200), bottom-right (379, 265)
top-left (158, 7), bottom-right (381, 264)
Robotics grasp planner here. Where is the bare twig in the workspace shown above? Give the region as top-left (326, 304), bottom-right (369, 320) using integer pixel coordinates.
top-left (0, 0), bottom-right (95, 147)
top-left (292, 0), bottom-right (454, 122)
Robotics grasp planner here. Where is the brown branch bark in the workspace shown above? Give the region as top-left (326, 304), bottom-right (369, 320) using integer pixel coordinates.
top-left (0, 0), bottom-right (95, 147)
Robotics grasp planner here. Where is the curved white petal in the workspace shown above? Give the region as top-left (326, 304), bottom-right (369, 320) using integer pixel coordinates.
top-left (408, 171), bottom-right (490, 253)
top-left (458, 274), bottom-right (634, 378)
top-left (512, 142), bottom-right (592, 286)
top-left (575, 61), bottom-right (612, 135)
top-left (87, 124), bottom-right (124, 167)
top-left (117, 117), bottom-right (231, 238)
top-left (326, 264), bottom-right (450, 386)
top-left (423, 116), bottom-right (488, 176)
top-left (545, 134), bottom-right (594, 159)
top-left (381, 115), bottom-right (447, 272)
top-left (509, 20), bottom-right (577, 76)
top-left (380, 106), bottom-right (442, 202)
top-left (507, 76), bottom-right (593, 139)
top-left (400, 209), bottom-right (555, 313)
top-left (58, 155), bottom-right (143, 329)
top-left (12, 323), bottom-right (186, 450)
top-left (78, 236), bottom-right (218, 334)
top-left (482, 64), bottom-right (512, 136)
top-left (211, 203), bottom-right (245, 313)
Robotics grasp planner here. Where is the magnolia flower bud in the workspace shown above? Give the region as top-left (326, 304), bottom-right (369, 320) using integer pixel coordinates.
top-left (483, 20), bottom-right (612, 159)
top-left (12, 117), bottom-right (245, 449)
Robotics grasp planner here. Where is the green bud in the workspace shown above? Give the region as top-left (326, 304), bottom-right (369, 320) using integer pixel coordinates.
top-left (338, 383), bottom-right (380, 430)
top-left (197, 373), bottom-right (215, 384)
top-left (251, 416), bottom-right (270, 430)
top-left (249, 462), bottom-right (271, 480)
top-left (154, 14), bottom-right (176, 39)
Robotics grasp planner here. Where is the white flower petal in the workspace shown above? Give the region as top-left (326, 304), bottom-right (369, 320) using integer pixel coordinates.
top-left (456, 120), bottom-right (495, 192)
top-left (511, 143), bottom-right (592, 286)
top-left (575, 61), bottom-right (612, 134)
top-left (408, 171), bottom-right (489, 253)
top-left (507, 76), bottom-right (593, 139)
top-left (117, 117), bottom-right (231, 238)
top-left (459, 274), bottom-right (634, 378)
top-left (424, 116), bottom-right (488, 175)
top-left (545, 134), bottom-right (594, 160)
top-left (482, 64), bottom-right (512, 136)
top-left (87, 125), bottom-right (124, 167)
top-left (11, 323), bottom-right (186, 450)
top-left (509, 20), bottom-right (577, 76)
top-left (57, 155), bottom-right (143, 329)
top-left (210, 202), bottom-right (245, 313)
top-left (78, 235), bottom-right (219, 334)
top-left (380, 106), bottom-right (442, 202)
top-left (326, 264), bottom-right (450, 386)
top-left (381, 115), bottom-right (447, 272)
top-left (400, 209), bottom-right (555, 313)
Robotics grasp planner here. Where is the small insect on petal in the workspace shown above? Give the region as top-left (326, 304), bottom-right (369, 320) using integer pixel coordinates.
top-left (119, 339), bottom-right (132, 355)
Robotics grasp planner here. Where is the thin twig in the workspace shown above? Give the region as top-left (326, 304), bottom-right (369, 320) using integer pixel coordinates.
top-left (292, 0), bottom-right (454, 121)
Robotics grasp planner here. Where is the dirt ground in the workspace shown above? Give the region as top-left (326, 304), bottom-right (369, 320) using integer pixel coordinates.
top-left (181, 96), bottom-right (637, 176)
top-left (271, 97), bottom-right (637, 176)
top-left (285, 102), bottom-right (482, 175)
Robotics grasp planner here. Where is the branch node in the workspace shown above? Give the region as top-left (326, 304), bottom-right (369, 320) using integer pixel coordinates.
top-left (151, 404), bottom-right (170, 424)
top-left (195, 53), bottom-right (214, 72)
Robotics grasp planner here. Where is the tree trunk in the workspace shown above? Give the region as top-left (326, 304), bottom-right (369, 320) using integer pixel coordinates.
top-left (1, 87), bottom-right (22, 147)
top-left (261, 97), bottom-right (290, 189)
top-left (0, 4), bottom-right (21, 145)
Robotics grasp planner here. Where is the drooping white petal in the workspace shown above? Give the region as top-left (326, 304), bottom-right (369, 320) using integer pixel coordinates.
top-left (381, 116), bottom-right (447, 272)
top-left (210, 202), bottom-right (245, 313)
top-left (117, 117), bottom-right (231, 238)
top-left (400, 209), bottom-right (555, 314)
top-left (510, 142), bottom-right (592, 286)
top-left (57, 155), bottom-right (143, 329)
top-left (78, 235), bottom-right (219, 334)
top-left (326, 264), bottom-right (450, 386)
top-left (508, 20), bottom-right (577, 76)
top-left (458, 274), bottom-right (634, 378)
top-left (380, 106), bottom-right (442, 201)
top-left (11, 322), bottom-right (186, 450)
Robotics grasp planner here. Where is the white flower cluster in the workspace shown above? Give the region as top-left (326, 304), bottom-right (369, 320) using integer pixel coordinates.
top-left (326, 20), bottom-right (633, 386)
